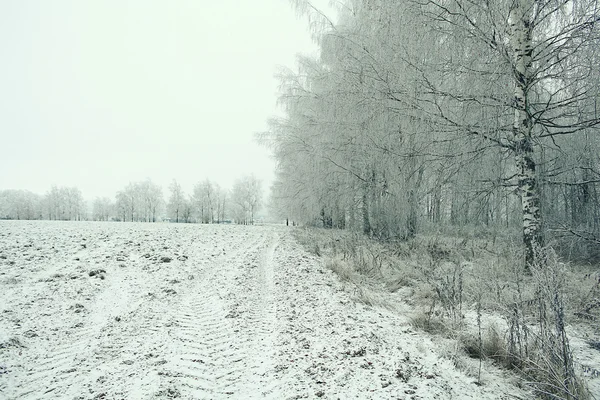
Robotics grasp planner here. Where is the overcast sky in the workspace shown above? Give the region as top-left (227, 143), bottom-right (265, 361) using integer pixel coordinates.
top-left (0, 1), bottom-right (330, 200)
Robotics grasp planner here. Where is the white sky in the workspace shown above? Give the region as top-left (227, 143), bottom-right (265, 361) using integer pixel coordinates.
top-left (0, 1), bottom-right (330, 200)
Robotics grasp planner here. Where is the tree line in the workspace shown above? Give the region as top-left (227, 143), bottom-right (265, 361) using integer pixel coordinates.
top-left (262, 0), bottom-right (600, 266)
top-left (0, 175), bottom-right (263, 224)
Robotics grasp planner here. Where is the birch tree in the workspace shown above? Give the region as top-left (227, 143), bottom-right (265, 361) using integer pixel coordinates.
top-left (412, 0), bottom-right (600, 268)
top-left (181, 196), bottom-right (194, 223)
top-left (214, 184), bottom-right (228, 223)
top-left (92, 197), bottom-right (113, 221)
top-left (193, 179), bottom-right (218, 223)
top-left (168, 179), bottom-right (185, 223)
top-left (265, 0), bottom-right (600, 266)
top-left (116, 183), bottom-right (139, 222)
top-left (138, 179), bottom-right (163, 222)
top-left (0, 190), bottom-right (42, 220)
top-left (42, 186), bottom-right (85, 220)
top-left (231, 175), bottom-right (263, 224)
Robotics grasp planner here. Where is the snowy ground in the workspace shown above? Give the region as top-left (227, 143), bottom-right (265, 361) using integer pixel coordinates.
top-left (1, 221), bottom-right (532, 399)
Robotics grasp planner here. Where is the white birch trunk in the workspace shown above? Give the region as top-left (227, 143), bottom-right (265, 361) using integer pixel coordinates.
top-left (510, 0), bottom-right (543, 270)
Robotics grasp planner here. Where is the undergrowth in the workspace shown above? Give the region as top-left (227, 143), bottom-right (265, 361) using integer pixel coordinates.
top-left (293, 226), bottom-right (599, 399)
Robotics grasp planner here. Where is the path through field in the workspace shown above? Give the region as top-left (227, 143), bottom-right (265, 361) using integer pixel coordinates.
top-left (0, 221), bottom-right (528, 399)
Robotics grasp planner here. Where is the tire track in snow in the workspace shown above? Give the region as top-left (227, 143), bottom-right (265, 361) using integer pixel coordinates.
top-left (146, 232), bottom-right (270, 398)
top-left (7, 269), bottom-right (150, 399)
top-left (88, 231), bottom-right (233, 399)
top-left (146, 230), bottom-right (282, 399)
top-left (9, 323), bottom-right (98, 399)
top-left (85, 293), bottom-right (177, 399)
top-left (159, 278), bottom-right (244, 397)
top-left (242, 232), bottom-right (280, 398)
top-left (7, 253), bottom-right (171, 399)
top-left (3, 225), bottom-right (282, 399)
top-left (203, 231), bottom-right (281, 398)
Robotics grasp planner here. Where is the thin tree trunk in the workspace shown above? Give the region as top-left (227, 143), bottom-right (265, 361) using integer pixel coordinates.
top-left (362, 190), bottom-right (371, 236)
top-left (511, 0), bottom-right (543, 271)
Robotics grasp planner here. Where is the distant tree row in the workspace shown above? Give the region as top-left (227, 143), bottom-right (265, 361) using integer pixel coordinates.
top-left (113, 179), bottom-right (164, 223)
top-left (165, 176), bottom-right (262, 224)
top-left (1, 175), bottom-right (263, 224)
top-left (0, 186), bottom-right (85, 221)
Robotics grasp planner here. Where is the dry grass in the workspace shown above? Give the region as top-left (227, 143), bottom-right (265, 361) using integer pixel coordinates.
top-left (461, 325), bottom-right (506, 361)
top-left (409, 309), bottom-right (449, 335)
top-left (294, 226), bottom-right (596, 399)
top-left (325, 257), bottom-right (359, 284)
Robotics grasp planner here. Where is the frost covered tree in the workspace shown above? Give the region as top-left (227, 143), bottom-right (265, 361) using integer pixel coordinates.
top-left (116, 183), bottom-right (141, 222)
top-left (115, 180), bottom-right (163, 222)
top-left (43, 185), bottom-right (85, 220)
top-left (92, 197), bottom-right (113, 221)
top-left (265, 0), bottom-right (600, 267)
top-left (410, 0), bottom-right (600, 268)
top-left (114, 190), bottom-right (131, 222)
top-left (168, 179), bottom-right (185, 223)
top-left (0, 191), bottom-right (9, 219)
top-left (181, 195), bottom-right (194, 223)
top-left (138, 179), bottom-right (163, 223)
top-left (45, 185), bottom-right (64, 220)
top-left (191, 180), bottom-right (229, 223)
top-left (263, 3), bottom-right (432, 238)
top-left (213, 183), bottom-right (228, 223)
top-left (0, 187), bottom-right (87, 221)
top-left (65, 187), bottom-right (85, 221)
top-left (193, 179), bottom-right (218, 223)
top-left (232, 175), bottom-right (263, 224)
top-left (0, 190), bottom-right (42, 220)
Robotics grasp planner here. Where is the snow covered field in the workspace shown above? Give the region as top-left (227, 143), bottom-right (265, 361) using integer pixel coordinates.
top-left (0, 221), bottom-right (530, 399)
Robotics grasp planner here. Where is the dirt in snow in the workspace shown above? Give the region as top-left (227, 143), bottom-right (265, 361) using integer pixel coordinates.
top-left (0, 221), bottom-right (531, 399)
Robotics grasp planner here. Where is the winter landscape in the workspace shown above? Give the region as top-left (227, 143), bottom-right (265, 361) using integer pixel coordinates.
top-left (1, 220), bottom-right (599, 399)
top-left (0, 221), bottom-right (554, 399)
top-left (2, 0), bottom-right (600, 399)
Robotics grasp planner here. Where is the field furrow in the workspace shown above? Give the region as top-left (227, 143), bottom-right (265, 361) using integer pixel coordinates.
top-left (0, 221), bottom-right (541, 400)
